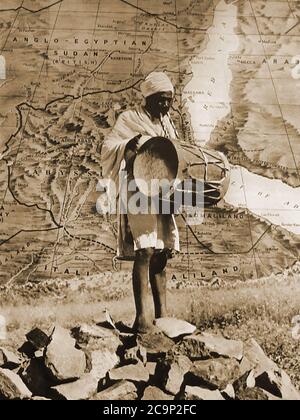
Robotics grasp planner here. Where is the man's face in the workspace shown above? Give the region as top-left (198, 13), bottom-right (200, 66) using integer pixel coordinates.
top-left (145, 91), bottom-right (174, 118)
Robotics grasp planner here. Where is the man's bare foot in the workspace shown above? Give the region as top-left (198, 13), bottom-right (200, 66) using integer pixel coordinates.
top-left (132, 317), bottom-right (155, 334)
top-left (137, 326), bottom-right (174, 355)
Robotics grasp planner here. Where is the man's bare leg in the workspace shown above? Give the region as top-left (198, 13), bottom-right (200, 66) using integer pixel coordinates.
top-left (150, 251), bottom-right (168, 319)
top-left (132, 248), bottom-right (155, 333)
top-left (150, 269), bottom-right (168, 319)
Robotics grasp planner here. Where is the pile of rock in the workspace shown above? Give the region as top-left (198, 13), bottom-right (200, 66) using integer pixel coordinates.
top-left (0, 318), bottom-right (299, 400)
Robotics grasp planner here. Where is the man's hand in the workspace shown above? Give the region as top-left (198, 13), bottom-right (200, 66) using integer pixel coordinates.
top-left (124, 134), bottom-right (142, 168)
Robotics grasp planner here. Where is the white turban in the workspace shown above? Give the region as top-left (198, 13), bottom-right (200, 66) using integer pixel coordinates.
top-left (140, 72), bottom-right (174, 98)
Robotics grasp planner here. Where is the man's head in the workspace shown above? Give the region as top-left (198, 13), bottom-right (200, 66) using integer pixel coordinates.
top-left (145, 91), bottom-right (173, 118)
top-left (141, 72), bottom-right (174, 118)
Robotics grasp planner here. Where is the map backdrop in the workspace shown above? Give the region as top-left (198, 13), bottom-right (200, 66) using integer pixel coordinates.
top-left (0, 0), bottom-right (300, 286)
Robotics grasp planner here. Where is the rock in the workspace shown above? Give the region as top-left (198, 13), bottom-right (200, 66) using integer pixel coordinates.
top-left (75, 324), bottom-right (114, 340)
top-left (137, 331), bottom-right (174, 360)
top-left (26, 328), bottom-right (49, 350)
top-left (234, 370), bottom-right (281, 401)
top-left (92, 380), bottom-right (137, 400)
top-left (235, 386), bottom-right (270, 400)
top-left (280, 370), bottom-right (300, 400)
top-left (188, 357), bottom-right (241, 390)
top-left (73, 324), bottom-right (122, 354)
top-left (142, 386), bottom-right (174, 400)
top-left (158, 355), bottom-right (192, 395)
top-left (245, 370), bottom-right (256, 388)
top-left (0, 315), bottom-right (7, 340)
top-left (262, 390), bottom-right (282, 401)
top-left (89, 350), bottom-right (119, 380)
top-left (114, 321), bottom-right (135, 338)
top-left (32, 396), bottom-right (51, 400)
top-left (34, 350), bottom-right (44, 358)
top-left (108, 362), bottom-right (149, 383)
top-left (239, 338), bottom-right (277, 377)
top-left (234, 370), bottom-right (267, 400)
top-left (145, 362), bottom-right (157, 376)
top-left (44, 326), bottom-right (86, 382)
top-left (184, 385), bottom-right (224, 400)
top-left (233, 370), bottom-right (256, 393)
top-left (123, 345), bottom-right (147, 365)
top-left (20, 358), bottom-right (53, 397)
top-left (221, 384), bottom-right (235, 400)
top-left (154, 318), bottom-right (196, 339)
top-left (18, 341), bottom-right (36, 358)
top-left (0, 347), bottom-right (21, 368)
top-left (175, 333), bottom-right (244, 361)
top-left (256, 369), bottom-right (300, 400)
top-left (0, 368), bottom-right (32, 399)
top-left (238, 341), bottom-right (300, 400)
top-left (52, 374), bottom-right (99, 400)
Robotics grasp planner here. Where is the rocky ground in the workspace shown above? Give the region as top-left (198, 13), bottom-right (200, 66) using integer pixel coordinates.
top-left (1, 263), bottom-right (300, 400)
top-left (0, 316), bottom-right (300, 400)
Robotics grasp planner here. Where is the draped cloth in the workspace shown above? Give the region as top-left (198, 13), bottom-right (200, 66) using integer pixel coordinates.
top-left (101, 107), bottom-right (180, 259)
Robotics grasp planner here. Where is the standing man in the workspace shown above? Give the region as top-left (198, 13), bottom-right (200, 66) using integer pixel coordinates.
top-left (101, 72), bottom-right (180, 333)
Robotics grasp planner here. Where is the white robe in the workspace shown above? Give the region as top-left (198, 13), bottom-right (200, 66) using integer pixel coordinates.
top-left (102, 107), bottom-right (177, 183)
top-left (101, 107), bottom-right (179, 259)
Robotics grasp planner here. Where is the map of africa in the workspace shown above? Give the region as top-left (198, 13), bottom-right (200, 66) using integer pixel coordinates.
top-left (0, 0), bottom-right (299, 286)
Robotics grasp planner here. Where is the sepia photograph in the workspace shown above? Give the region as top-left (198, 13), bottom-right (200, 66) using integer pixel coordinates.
top-left (0, 0), bottom-right (299, 403)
